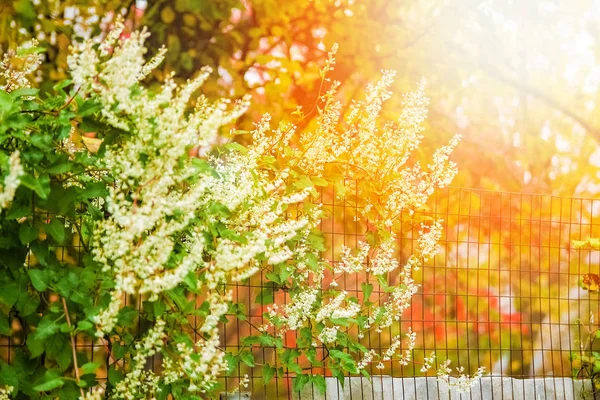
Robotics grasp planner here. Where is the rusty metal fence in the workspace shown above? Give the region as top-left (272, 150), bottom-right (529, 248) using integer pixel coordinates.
top-left (219, 187), bottom-right (600, 398)
top-left (4, 187), bottom-right (600, 399)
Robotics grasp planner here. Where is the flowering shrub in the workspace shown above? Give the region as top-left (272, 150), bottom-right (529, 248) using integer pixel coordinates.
top-left (572, 238), bottom-right (600, 396)
top-left (0, 22), bottom-right (483, 399)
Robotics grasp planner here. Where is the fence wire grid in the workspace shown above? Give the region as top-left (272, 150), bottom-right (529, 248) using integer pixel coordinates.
top-left (4, 186), bottom-right (600, 399)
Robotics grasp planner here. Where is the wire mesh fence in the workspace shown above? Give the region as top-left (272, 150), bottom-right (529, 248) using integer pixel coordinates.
top-left (3, 186), bottom-right (600, 399)
top-left (216, 186), bottom-right (600, 398)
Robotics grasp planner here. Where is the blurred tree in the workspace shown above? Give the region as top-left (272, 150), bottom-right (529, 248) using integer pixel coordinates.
top-left (4, 0), bottom-right (600, 197)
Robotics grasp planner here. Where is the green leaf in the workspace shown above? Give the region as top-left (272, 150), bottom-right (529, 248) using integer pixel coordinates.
top-left (298, 327), bottom-right (313, 347)
top-left (157, 383), bottom-right (171, 400)
top-left (281, 349), bottom-right (302, 374)
top-left (33, 315), bottom-right (61, 340)
top-left (0, 313), bottom-right (9, 336)
top-left (19, 224), bottom-right (37, 244)
top-left (239, 350), bottom-right (255, 367)
top-left (81, 362), bottom-right (100, 375)
top-left (307, 229), bottom-right (326, 252)
top-left (76, 320), bottom-right (93, 332)
top-left (208, 201), bottom-right (232, 218)
top-left (9, 87), bottom-right (38, 98)
top-left (5, 205), bottom-right (29, 220)
top-left (331, 366), bottom-right (345, 387)
top-left (21, 174), bottom-right (51, 199)
top-left (34, 378), bottom-right (65, 391)
top-left (45, 160), bottom-right (71, 175)
top-left (31, 242), bottom-right (51, 267)
top-left (0, 363), bottom-right (18, 392)
top-left (110, 342), bottom-right (127, 360)
top-left (28, 269), bottom-right (50, 291)
top-left (53, 79), bottom-right (72, 91)
top-left (306, 347), bottom-right (322, 366)
top-left (108, 366), bottom-right (124, 384)
top-left (78, 182), bottom-right (107, 200)
top-left (263, 363), bottom-right (276, 384)
top-left (27, 336), bottom-right (45, 357)
top-left (45, 218), bottom-right (65, 244)
top-left (361, 282), bottom-right (373, 302)
top-left (16, 291), bottom-right (40, 318)
top-left (117, 306), bottom-right (138, 327)
top-left (0, 282), bottom-right (18, 307)
top-left (265, 271), bottom-right (281, 285)
top-left (223, 142), bottom-right (248, 153)
top-left (79, 373), bottom-right (97, 388)
top-left (60, 322), bottom-right (72, 333)
top-left (16, 42), bottom-right (44, 56)
top-left (311, 176), bottom-right (328, 187)
top-left (77, 100), bottom-right (102, 117)
top-left (293, 175), bottom-right (313, 190)
top-left (0, 91), bottom-right (13, 112)
top-left (293, 374), bottom-right (310, 393)
top-left (330, 317), bottom-right (352, 327)
top-left (311, 375), bottom-right (326, 394)
top-left (53, 339), bottom-right (72, 371)
top-left (256, 286), bottom-right (275, 305)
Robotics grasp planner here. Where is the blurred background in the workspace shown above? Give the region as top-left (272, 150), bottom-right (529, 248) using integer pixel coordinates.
top-left (4, 0), bottom-right (600, 195)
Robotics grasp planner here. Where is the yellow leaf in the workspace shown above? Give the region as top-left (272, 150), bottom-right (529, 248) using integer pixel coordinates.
top-left (82, 137), bottom-right (103, 154)
top-left (581, 274), bottom-right (600, 292)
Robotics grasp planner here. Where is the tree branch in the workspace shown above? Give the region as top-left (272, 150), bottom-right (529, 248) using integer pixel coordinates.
top-left (447, 40), bottom-right (600, 144)
top-left (62, 298), bottom-right (85, 398)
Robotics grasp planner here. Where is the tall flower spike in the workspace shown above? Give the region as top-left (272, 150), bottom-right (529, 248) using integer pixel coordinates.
top-left (0, 151), bottom-right (24, 210)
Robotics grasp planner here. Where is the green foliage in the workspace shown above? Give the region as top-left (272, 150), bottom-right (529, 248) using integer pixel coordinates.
top-left (571, 330), bottom-right (600, 397)
top-left (0, 80), bottom-right (108, 398)
top-left (572, 238), bottom-right (600, 397)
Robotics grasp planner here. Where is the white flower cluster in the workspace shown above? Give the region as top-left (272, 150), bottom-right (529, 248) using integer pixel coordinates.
top-left (396, 328), bottom-right (417, 366)
top-left (315, 291), bottom-right (360, 322)
top-left (163, 329), bottom-right (228, 394)
top-left (112, 319), bottom-right (166, 399)
top-left (70, 19), bottom-right (246, 333)
top-left (200, 291), bottom-right (231, 333)
top-left (358, 350), bottom-right (377, 371)
top-left (0, 151), bottom-right (23, 210)
top-left (418, 354), bottom-right (486, 393)
top-left (0, 386), bottom-right (12, 400)
top-left (282, 289), bottom-right (318, 330)
top-left (66, 23), bottom-right (321, 397)
top-left (420, 351), bottom-right (437, 373)
top-left (318, 326), bottom-right (339, 344)
top-left (335, 242), bottom-right (369, 274)
top-left (367, 237), bottom-right (399, 275)
top-left (436, 360), bottom-right (486, 393)
top-left (0, 40), bottom-right (42, 93)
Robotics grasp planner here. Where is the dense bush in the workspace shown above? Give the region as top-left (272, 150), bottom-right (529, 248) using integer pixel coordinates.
top-left (0, 19), bottom-right (481, 399)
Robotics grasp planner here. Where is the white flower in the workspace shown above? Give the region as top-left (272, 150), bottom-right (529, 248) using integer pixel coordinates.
top-left (0, 151), bottom-right (23, 210)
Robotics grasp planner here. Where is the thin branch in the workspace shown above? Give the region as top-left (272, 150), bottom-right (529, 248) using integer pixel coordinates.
top-left (62, 298), bottom-right (85, 398)
top-left (56, 87), bottom-right (81, 115)
top-left (446, 40), bottom-right (600, 144)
